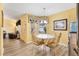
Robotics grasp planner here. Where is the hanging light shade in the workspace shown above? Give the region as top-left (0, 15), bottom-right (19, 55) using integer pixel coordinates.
top-left (44, 20), bottom-right (48, 24)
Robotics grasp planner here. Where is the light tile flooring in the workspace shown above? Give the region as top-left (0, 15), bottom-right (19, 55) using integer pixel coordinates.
top-left (3, 39), bottom-right (68, 56)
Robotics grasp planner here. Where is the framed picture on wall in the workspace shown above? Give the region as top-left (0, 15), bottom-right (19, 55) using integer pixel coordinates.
top-left (53, 19), bottom-right (67, 30)
top-left (70, 22), bottom-right (77, 33)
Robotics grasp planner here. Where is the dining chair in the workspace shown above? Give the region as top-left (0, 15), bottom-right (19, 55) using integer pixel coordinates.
top-left (32, 33), bottom-right (43, 46)
top-left (46, 32), bottom-right (62, 48)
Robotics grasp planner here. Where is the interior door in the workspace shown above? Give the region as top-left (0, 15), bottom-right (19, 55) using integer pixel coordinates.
top-left (77, 3), bottom-right (79, 55)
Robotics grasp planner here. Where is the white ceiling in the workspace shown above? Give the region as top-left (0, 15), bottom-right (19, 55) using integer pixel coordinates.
top-left (3, 3), bottom-right (76, 19)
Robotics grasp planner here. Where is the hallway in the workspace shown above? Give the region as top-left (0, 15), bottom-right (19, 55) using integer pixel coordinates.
top-left (4, 39), bottom-right (68, 56)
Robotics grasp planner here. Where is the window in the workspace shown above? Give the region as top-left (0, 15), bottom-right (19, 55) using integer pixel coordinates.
top-left (39, 20), bottom-right (47, 34)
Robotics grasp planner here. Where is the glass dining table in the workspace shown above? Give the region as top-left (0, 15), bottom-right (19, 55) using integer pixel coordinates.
top-left (36, 34), bottom-right (55, 55)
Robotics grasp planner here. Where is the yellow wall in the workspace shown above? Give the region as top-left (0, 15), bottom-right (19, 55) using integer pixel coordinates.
top-left (20, 15), bottom-right (46, 43)
top-left (4, 17), bottom-right (17, 33)
top-left (0, 3), bottom-right (3, 56)
top-left (0, 28), bottom-right (3, 56)
top-left (20, 8), bottom-right (76, 45)
top-left (0, 3), bottom-right (3, 27)
top-left (47, 8), bottom-right (77, 46)
top-left (20, 14), bottom-right (32, 43)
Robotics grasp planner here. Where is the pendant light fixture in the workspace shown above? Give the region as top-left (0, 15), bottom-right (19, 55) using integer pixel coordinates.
top-left (40, 8), bottom-right (48, 24)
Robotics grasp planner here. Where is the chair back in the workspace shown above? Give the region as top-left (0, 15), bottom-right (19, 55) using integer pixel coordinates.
top-left (46, 32), bottom-right (62, 47)
top-left (32, 33), bottom-right (43, 45)
top-left (56, 32), bottom-right (62, 43)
